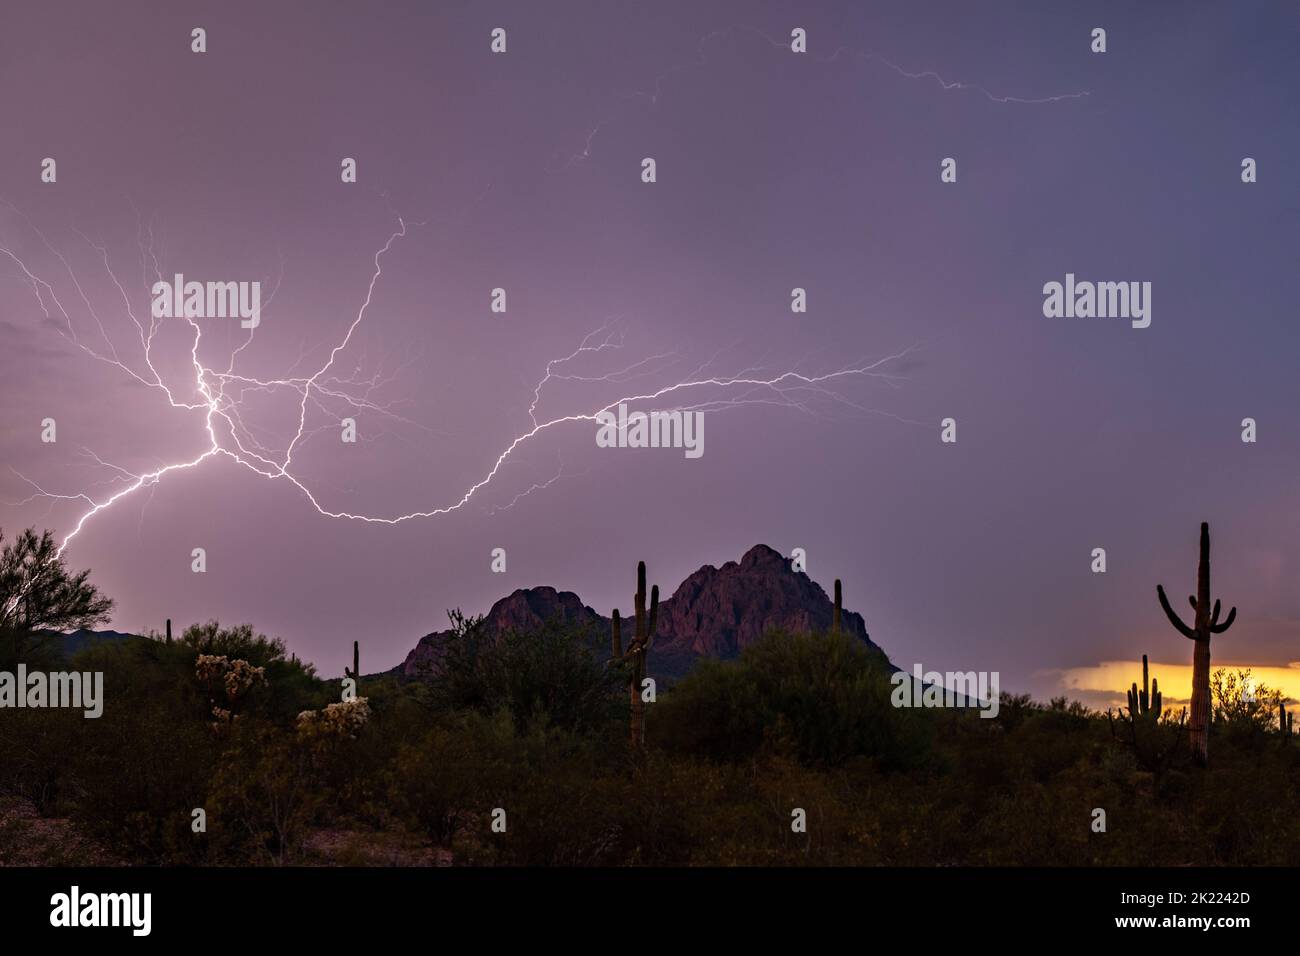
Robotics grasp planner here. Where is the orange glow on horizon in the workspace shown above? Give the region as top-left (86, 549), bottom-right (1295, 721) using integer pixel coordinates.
top-left (1049, 660), bottom-right (1300, 710)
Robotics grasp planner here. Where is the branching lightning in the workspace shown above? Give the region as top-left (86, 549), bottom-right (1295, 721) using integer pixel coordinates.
top-left (2, 210), bottom-right (919, 558)
top-left (0, 21), bottom-right (1089, 560)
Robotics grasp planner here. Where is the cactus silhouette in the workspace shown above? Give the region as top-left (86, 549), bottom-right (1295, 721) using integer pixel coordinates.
top-left (1127, 654), bottom-right (1162, 721)
top-left (1156, 522), bottom-right (1236, 765)
top-left (344, 640), bottom-right (360, 685)
top-left (611, 561), bottom-right (658, 751)
top-left (1281, 700), bottom-right (1293, 737)
top-left (832, 579), bottom-right (842, 634)
top-left (1108, 653), bottom-right (1184, 773)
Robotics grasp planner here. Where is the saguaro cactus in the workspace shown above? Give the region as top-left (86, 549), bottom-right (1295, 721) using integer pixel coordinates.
top-left (611, 561), bottom-right (658, 751)
top-left (833, 579), bottom-right (842, 634)
top-left (1127, 654), bottom-right (1162, 721)
top-left (1281, 700), bottom-right (1293, 737)
top-left (344, 640), bottom-right (360, 685)
top-left (1107, 653), bottom-right (1184, 773)
top-left (1156, 522), bottom-right (1236, 765)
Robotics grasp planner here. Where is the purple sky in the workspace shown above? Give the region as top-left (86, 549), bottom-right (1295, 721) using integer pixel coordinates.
top-left (2, 1), bottom-right (1298, 704)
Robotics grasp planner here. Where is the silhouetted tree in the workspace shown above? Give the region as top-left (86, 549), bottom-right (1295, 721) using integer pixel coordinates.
top-left (0, 527), bottom-right (113, 667)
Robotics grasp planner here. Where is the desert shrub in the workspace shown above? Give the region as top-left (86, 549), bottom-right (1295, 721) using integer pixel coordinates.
top-left (179, 621), bottom-right (320, 721)
top-left (991, 691), bottom-right (1041, 733)
top-left (429, 612), bottom-right (623, 737)
top-left (11, 576), bottom-right (1300, 866)
top-left (653, 629), bottom-right (932, 769)
top-left (206, 720), bottom-right (325, 864)
top-left (0, 627), bottom-right (327, 863)
top-left (453, 725), bottom-right (623, 866)
top-left (1013, 704), bottom-right (1099, 782)
top-left (0, 708), bottom-right (85, 815)
top-left (52, 638), bottom-right (221, 861)
top-left (388, 709), bottom-right (626, 864)
top-left (1210, 667), bottom-right (1280, 750)
top-left (389, 715), bottom-right (506, 847)
top-left (179, 620), bottom-right (287, 666)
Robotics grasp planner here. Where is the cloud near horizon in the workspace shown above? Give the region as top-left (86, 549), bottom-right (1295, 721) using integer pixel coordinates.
top-left (1047, 659), bottom-right (1300, 711)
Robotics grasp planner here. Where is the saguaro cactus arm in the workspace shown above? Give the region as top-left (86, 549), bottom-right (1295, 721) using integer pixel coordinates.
top-left (1157, 585), bottom-right (1196, 639)
top-left (833, 579), bottom-right (842, 634)
top-left (634, 562), bottom-right (646, 633)
top-left (645, 585), bottom-right (659, 652)
top-left (1211, 605), bottom-right (1236, 633)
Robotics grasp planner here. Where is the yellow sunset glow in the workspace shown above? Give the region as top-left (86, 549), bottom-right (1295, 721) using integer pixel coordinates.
top-left (1052, 660), bottom-right (1300, 710)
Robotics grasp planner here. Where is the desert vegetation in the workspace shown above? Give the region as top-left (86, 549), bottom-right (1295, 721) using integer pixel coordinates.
top-left (1, 527), bottom-right (1298, 866)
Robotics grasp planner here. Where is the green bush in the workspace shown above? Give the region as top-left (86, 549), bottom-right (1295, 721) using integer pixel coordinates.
top-left (206, 721), bottom-right (322, 864)
top-left (429, 612), bottom-right (624, 737)
top-left (653, 629), bottom-right (933, 769)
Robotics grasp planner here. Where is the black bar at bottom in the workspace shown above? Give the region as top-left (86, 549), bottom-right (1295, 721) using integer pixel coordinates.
top-left (0, 866), bottom-right (1275, 941)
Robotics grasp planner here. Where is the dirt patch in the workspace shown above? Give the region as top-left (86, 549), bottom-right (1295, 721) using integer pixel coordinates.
top-left (0, 796), bottom-right (124, 866)
top-left (301, 827), bottom-right (452, 866)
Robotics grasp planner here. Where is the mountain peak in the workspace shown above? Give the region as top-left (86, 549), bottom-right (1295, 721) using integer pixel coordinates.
top-left (400, 545), bottom-right (888, 679)
top-left (739, 543), bottom-right (787, 567)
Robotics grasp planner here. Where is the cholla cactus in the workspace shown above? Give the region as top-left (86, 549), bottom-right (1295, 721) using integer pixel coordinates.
top-left (195, 653), bottom-right (266, 724)
top-left (224, 659), bottom-right (266, 698)
top-left (297, 697), bottom-right (371, 739)
top-left (195, 653), bottom-right (228, 682)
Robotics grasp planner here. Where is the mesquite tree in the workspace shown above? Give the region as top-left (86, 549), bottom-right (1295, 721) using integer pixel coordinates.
top-left (1156, 522), bottom-right (1236, 765)
top-left (0, 527), bottom-right (113, 667)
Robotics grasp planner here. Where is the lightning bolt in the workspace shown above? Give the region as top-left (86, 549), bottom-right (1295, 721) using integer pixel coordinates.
top-left (555, 24), bottom-right (1090, 168)
top-left (1, 207), bottom-right (919, 559)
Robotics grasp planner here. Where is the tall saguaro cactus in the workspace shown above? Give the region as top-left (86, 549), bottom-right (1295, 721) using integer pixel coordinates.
top-left (344, 640), bottom-right (360, 685)
top-left (1156, 522), bottom-right (1236, 765)
top-left (833, 579), bottom-right (842, 634)
top-left (611, 561), bottom-right (658, 751)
